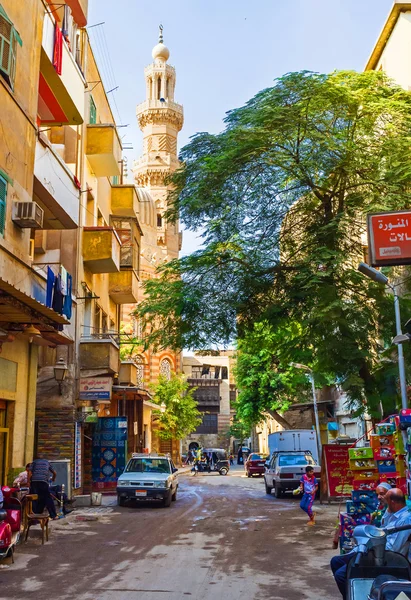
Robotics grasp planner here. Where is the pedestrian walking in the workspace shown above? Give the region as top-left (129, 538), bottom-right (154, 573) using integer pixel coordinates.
top-left (298, 465), bottom-right (318, 526)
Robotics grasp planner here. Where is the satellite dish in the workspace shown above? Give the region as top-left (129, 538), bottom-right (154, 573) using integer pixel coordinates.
top-left (160, 97), bottom-right (166, 103)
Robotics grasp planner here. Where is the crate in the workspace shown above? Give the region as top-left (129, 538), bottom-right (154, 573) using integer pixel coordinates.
top-left (400, 409), bottom-right (411, 424)
top-left (377, 423), bottom-right (396, 436)
top-left (353, 479), bottom-right (378, 491)
top-left (353, 471), bottom-right (378, 481)
top-left (348, 447), bottom-right (374, 460)
top-left (346, 501), bottom-right (373, 515)
top-left (351, 490), bottom-right (378, 504)
top-left (395, 458), bottom-right (406, 478)
top-left (376, 459), bottom-right (396, 473)
top-left (393, 431), bottom-right (405, 455)
top-left (374, 447), bottom-right (396, 460)
top-left (349, 459), bottom-right (376, 471)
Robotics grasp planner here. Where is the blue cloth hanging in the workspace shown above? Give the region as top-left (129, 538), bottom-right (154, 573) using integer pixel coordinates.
top-left (46, 267), bottom-right (55, 308)
top-left (62, 273), bottom-right (72, 319)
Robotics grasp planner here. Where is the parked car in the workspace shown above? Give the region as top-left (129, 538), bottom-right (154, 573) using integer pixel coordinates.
top-left (264, 451), bottom-right (320, 498)
top-left (244, 453), bottom-right (266, 477)
top-left (117, 454), bottom-right (178, 507)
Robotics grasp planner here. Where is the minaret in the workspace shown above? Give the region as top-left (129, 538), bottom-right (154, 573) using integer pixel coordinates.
top-left (133, 26), bottom-right (184, 261)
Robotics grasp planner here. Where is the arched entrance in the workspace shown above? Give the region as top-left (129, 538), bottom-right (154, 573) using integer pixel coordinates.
top-left (189, 441), bottom-right (199, 452)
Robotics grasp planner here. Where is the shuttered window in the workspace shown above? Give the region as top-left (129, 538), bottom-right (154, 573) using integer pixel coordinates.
top-left (0, 175), bottom-right (7, 235)
top-left (0, 5), bottom-right (21, 89)
top-left (89, 95), bottom-right (96, 124)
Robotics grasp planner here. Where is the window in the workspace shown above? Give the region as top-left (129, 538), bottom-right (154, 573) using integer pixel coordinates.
top-left (89, 95), bottom-right (97, 124)
top-left (0, 174), bottom-right (6, 234)
top-left (160, 358), bottom-right (172, 380)
top-left (157, 214), bottom-right (162, 227)
top-left (278, 454), bottom-right (315, 467)
top-left (0, 5), bottom-right (21, 89)
top-left (195, 414), bottom-right (218, 434)
top-left (125, 458), bottom-right (170, 474)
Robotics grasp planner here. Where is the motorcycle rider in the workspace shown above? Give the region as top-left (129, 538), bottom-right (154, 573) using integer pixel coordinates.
top-left (330, 488), bottom-right (411, 600)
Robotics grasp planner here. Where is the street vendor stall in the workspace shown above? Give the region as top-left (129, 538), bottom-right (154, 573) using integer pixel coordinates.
top-left (332, 411), bottom-right (411, 554)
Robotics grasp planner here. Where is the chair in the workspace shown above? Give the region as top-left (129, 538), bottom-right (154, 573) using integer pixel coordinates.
top-left (23, 494), bottom-right (49, 545)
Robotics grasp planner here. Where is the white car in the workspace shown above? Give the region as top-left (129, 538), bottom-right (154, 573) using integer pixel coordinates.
top-left (264, 451), bottom-right (320, 498)
top-left (117, 454), bottom-right (179, 507)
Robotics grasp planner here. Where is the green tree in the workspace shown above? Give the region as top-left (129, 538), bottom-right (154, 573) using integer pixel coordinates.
top-left (136, 70), bottom-right (411, 416)
top-left (227, 412), bottom-right (251, 446)
top-left (151, 374), bottom-right (202, 440)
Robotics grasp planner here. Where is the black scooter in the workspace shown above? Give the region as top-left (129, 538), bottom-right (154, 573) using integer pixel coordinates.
top-left (346, 522), bottom-right (411, 599)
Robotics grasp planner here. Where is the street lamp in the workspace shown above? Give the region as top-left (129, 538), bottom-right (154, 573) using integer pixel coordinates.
top-left (290, 362), bottom-right (322, 461)
top-left (54, 357), bottom-right (68, 394)
top-left (358, 262), bottom-right (408, 410)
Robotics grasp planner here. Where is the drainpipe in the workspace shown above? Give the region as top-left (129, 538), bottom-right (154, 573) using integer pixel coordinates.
top-left (24, 342), bottom-right (38, 465)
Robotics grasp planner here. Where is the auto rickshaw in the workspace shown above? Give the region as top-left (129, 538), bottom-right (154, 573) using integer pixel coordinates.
top-left (202, 448), bottom-right (230, 475)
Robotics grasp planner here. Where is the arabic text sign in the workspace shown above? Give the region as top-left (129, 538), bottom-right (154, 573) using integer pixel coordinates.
top-left (79, 376), bottom-right (112, 400)
top-left (323, 445), bottom-right (353, 498)
top-left (368, 211), bottom-right (411, 266)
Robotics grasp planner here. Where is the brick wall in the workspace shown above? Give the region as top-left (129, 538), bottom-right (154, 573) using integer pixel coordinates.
top-left (35, 407), bottom-right (75, 462)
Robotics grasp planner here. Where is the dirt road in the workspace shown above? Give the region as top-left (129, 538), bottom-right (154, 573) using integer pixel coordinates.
top-left (0, 466), bottom-right (339, 599)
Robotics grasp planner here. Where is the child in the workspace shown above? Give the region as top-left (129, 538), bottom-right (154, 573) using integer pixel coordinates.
top-left (299, 466), bottom-right (318, 526)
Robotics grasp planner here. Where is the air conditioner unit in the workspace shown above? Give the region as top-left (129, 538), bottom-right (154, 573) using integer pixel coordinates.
top-left (12, 201), bottom-right (44, 229)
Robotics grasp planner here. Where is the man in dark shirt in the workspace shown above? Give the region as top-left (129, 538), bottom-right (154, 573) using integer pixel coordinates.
top-left (28, 458), bottom-right (57, 519)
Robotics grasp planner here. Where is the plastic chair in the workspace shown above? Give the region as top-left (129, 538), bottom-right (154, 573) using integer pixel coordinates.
top-left (24, 494), bottom-right (49, 544)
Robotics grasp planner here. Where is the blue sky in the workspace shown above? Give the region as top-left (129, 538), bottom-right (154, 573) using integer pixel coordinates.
top-left (88, 0), bottom-right (393, 254)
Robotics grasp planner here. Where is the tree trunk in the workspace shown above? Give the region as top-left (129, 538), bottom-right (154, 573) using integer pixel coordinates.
top-left (266, 409), bottom-right (293, 430)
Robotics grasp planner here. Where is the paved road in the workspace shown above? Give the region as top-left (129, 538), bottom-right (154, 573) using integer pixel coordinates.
top-left (0, 466), bottom-right (339, 599)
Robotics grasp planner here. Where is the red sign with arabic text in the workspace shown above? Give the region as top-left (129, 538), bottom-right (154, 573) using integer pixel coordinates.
top-left (323, 445), bottom-right (353, 498)
top-left (368, 211), bottom-right (411, 266)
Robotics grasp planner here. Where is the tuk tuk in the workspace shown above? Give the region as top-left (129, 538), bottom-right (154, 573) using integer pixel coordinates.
top-left (203, 448), bottom-right (230, 475)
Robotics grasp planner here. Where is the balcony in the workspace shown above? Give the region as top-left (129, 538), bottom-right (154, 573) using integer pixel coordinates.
top-left (86, 124), bottom-right (121, 177)
top-left (38, 11), bottom-right (85, 126)
top-left (79, 336), bottom-right (119, 375)
top-left (109, 270), bottom-right (139, 304)
top-left (119, 362), bottom-right (138, 386)
top-left (83, 227), bottom-right (121, 274)
top-left (33, 137), bottom-right (80, 229)
top-left (111, 185), bottom-right (139, 218)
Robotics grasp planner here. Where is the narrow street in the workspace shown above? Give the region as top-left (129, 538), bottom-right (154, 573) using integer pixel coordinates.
top-left (0, 467), bottom-right (338, 600)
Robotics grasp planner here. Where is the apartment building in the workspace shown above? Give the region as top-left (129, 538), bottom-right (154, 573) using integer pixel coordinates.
top-left (182, 352), bottom-right (235, 452)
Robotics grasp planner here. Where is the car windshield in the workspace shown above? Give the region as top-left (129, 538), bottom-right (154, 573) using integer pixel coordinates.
top-left (278, 454), bottom-right (315, 467)
top-left (125, 458), bottom-right (171, 474)
top-left (249, 454), bottom-right (262, 460)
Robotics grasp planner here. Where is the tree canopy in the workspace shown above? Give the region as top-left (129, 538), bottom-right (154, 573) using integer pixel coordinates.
top-left (151, 374), bottom-right (202, 440)
top-left (136, 70), bottom-right (411, 418)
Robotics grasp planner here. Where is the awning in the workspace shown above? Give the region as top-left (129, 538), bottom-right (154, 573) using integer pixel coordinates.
top-left (112, 386), bottom-right (153, 400)
top-left (0, 278), bottom-right (69, 326)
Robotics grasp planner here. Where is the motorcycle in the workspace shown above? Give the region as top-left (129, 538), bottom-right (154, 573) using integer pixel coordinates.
top-left (346, 522), bottom-right (411, 599)
top-left (0, 486), bottom-right (23, 563)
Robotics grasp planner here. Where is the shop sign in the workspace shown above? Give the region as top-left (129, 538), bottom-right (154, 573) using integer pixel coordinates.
top-left (322, 444), bottom-right (353, 499)
top-left (79, 377), bottom-right (112, 400)
top-left (368, 210), bottom-right (411, 266)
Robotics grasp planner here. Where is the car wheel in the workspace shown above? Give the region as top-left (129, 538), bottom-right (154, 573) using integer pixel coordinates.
top-left (247, 471), bottom-right (251, 478)
top-left (274, 484), bottom-right (283, 499)
top-left (118, 495), bottom-right (126, 507)
top-left (265, 479), bottom-right (272, 495)
top-left (219, 467), bottom-right (228, 475)
top-left (164, 490), bottom-right (172, 507)
top-left (172, 487), bottom-right (177, 502)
